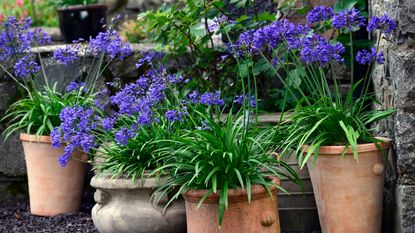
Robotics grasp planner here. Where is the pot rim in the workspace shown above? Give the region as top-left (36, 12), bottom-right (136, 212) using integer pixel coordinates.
top-left (57, 4), bottom-right (108, 12)
top-left (303, 137), bottom-right (392, 155)
top-left (20, 133), bottom-right (52, 144)
top-left (90, 172), bottom-right (160, 190)
top-left (183, 176), bottom-right (281, 203)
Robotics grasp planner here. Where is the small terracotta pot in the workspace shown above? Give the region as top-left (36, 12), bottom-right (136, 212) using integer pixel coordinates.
top-left (183, 177), bottom-right (281, 233)
top-left (306, 138), bottom-right (391, 233)
top-left (20, 133), bottom-right (87, 216)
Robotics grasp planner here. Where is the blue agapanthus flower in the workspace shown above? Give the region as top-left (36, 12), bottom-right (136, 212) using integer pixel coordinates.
top-left (50, 128), bottom-right (62, 148)
top-left (367, 14), bottom-right (397, 34)
top-left (332, 8), bottom-right (366, 31)
top-left (356, 47), bottom-right (385, 65)
top-left (233, 19), bottom-right (310, 56)
top-left (199, 91), bottom-right (225, 106)
top-left (102, 117), bottom-right (116, 130)
top-left (232, 29), bottom-right (257, 56)
top-left (0, 16), bottom-right (50, 61)
top-left (306, 6), bottom-right (334, 24)
top-left (13, 56), bottom-right (39, 77)
top-left (65, 81), bottom-right (85, 92)
top-left (136, 51), bottom-right (165, 69)
top-left (115, 126), bottom-right (137, 145)
top-left (300, 34), bottom-right (345, 66)
top-left (54, 45), bottom-right (80, 65)
top-left (234, 94), bottom-right (257, 108)
top-left (89, 30), bottom-right (132, 59)
top-left (52, 106), bottom-right (98, 167)
top-left (165, 110), bottom-right (184, 123)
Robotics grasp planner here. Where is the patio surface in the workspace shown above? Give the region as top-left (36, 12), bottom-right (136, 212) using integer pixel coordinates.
top-left (0, 201), bottom-right (321, 233)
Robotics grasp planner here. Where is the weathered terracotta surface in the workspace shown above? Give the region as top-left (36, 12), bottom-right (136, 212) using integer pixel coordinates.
top-left (183, 177), bottom-right (281, 233)
top-left (91, 175), bottom-right (187, 233)
top-left (20, 133), bottom-right (87, 216)
top-left (306, 138), bottom-right (391, 233)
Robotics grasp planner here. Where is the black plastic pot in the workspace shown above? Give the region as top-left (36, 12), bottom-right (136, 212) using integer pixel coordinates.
top-left (57, 4), bottom-right (108, 43)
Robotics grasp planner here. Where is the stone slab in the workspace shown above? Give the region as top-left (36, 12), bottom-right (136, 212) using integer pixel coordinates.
top-left (0, 131), bottom-right (26, 177)
top-left (398, 0), bottom-right (415, 35)
top-left (0, 174), bottom-right (28, 204)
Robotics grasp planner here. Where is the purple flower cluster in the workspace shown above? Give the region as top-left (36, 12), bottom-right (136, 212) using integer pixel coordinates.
top-left (104, 65), bottom-right (190, 144)
top-left (208, 15), bottom-right (232, 31)
top-left (367, 14), bottom-right (397, 35)
top-left (13, 56), bottom-right (39, 77)
top-left (256, 19), bottom-right (310, 51)
top-left (188, 91), bottom-right (224, 106)
top-left (65, 81), bottom-right (85, 92)
top-left (89, 30), bottom-right (132, 59)
top-left (165, 110), bottom-right (185, 123)
top-left (232, 29), bottom-right (256, 55)
top-left (167, 73), bottom-right (184, 84)
top-left (102, 117), bottom-right (116, 130)
top-left (32, 28), bottom-right (51, 46)
top-left (115, 127), bottom-right (137, 145)
top-left (231, 19), bottom-right (311, 56)
top-left (51, 106), bottom-right (97, 167)
top-left (300, 34), bottom-right (345, 66)
top-left (332, 8), bottom-right (365, 31)
top-left (54, 45), bottom-right (80, 65)
top-left (234, 94), bottom-right (257, 108)
top-left (136, 51), bottom-right (165, 69)
top-left (50, 128), bottom-right (62, 148)
top-left (233, 20), bottom-right (310, 55)
top-left (306, 6), bottom-right (334, 24)
top-left (356, 48), bottom-right (385, 65)
top-left (0, 16), bottom-right (50, 61)
top-left (110, 69), bottom-right (167, 117)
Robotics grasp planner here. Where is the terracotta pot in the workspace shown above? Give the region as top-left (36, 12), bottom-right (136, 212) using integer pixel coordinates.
top-left (20, 133), bottom-right (87, 216)
top-left (183, 177), bottom-right (281, 233)
top-left (90, 174), bottom-right (187, 233)
top-left (306, 138), bottom-right (391, 233)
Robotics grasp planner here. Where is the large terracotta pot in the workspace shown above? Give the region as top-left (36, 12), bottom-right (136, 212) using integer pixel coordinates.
top-left (183, 177), bottom-right (281, 233)
top-left (90, 174), bottom-right (187, 233)
top-left (306, 138), bottom-right (391, 233)
top-left (20, 133), bottom-right (87, 216)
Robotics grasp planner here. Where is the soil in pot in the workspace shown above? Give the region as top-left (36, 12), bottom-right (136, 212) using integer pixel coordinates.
top-left (306, 138), bottom-right (391, 233)
top-left (183, 177), bottom-right (281, 233)
top-left (20, 133), bottom-right (87, 216)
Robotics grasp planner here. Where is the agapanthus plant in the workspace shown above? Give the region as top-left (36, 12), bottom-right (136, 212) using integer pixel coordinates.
top-left (0, 15), bottom-right (132, 140)
top-left (51, 52), bottom-right (190, 170)
top-left (228, 6), bottom-right (396, 167)
top-left (52, 49), bottom-right (298, 227)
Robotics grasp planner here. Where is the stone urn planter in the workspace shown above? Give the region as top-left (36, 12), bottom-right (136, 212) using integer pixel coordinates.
top-left (183, 177), bottom-right (281, 233)
top-left (306, 138), bottom-right (391, 233)
top-left (57, 4), bottom-right (107, 43)
top-left (20, 133), bottom-right (87, 216)
top-left (90, 174), bottom-right (187, 233)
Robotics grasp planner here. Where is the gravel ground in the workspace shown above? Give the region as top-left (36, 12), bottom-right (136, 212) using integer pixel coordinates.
top-left (0, 201), bottom-right (320, 233)
top-left (0, 202), bottom-right (98, 233)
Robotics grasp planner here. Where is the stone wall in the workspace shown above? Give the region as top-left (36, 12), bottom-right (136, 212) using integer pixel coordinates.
top-left (371, 0), bottom-right (415, 232)
top-left (0, 78), bottom-right (28, 203)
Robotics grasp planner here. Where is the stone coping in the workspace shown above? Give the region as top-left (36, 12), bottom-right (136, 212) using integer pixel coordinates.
top-left (30, 43), bottom-right (159, 54)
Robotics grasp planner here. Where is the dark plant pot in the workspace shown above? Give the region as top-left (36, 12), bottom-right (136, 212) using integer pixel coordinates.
top-left (57, 4), bottom-right (108, 43)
